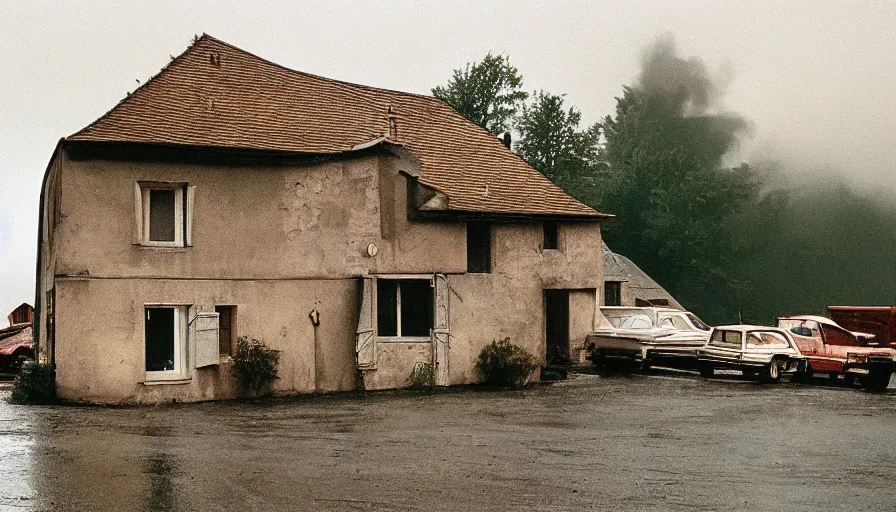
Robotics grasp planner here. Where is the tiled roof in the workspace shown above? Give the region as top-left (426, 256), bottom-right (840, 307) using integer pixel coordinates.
top-left (68, 35), bottom-right (604, 217)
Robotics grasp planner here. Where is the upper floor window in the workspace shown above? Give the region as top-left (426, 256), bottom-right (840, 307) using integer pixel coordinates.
top-left (543, 221), bottom-right (559, 250)
top-left (467, 221), bottom-right (491, 273)
top-left (135, 182), bottom-right (194, 247)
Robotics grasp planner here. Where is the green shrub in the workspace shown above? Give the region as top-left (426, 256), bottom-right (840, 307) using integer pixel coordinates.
top-left (9, 362), bottom-right (56, 404)
top-left (475, 338), bottom-right (538, 387)
top-left (232, 336), bottom-right (280, 396)
top-left (407, 362), bottom-right (435, 389)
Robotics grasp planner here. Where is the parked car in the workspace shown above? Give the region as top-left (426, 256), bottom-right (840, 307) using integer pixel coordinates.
top-left (697, 326), bottom-right (806, 383)
top-left (586, 307), bottom-right (711, 370)
top-left (778, 315), bottom-right (896, 391)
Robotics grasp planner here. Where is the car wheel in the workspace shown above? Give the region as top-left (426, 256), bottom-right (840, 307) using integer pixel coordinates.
top-left (698, 362), bottom-right (714, 378)
top-left (794, 363), bottom-right (813, 383)
top-left (862, 371), bottom-right (891, 392)
top-left (761, 359), bottom-right (783, 383)
top-left (591, 350), bottom-right (606, 368)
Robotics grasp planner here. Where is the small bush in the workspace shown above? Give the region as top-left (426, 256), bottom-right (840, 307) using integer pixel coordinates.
top-left (475, 338), bottom-right (538, 387)
top-left (9, 362), bottom-right (56, 405)
top-left (232, 336), bottom-right (280, 396)
top-left (407, 362), bottom-right (435, 389)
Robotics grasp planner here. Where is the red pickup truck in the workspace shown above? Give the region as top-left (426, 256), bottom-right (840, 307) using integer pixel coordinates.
top-left (777, 315), bottom-right (895, 391)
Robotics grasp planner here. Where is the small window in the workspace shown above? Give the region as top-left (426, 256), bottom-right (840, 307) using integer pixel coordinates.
top-left (746, 331), bottom-right (790, 349)
top-left (543, 221), bottom-right (559, 250)
top-left (136, 182), bottom-right (192, 247)
top-left (466, 222), bottom-right (492, 273)
top-left (215, 306), bottom-right (236, 356)
top-left (710, 329), bottom-right (742, 348)
top-left (377, 278), bottom-right (433, 338)
top-left (604, 281), bottom-right (622, 306)
top-left (145, 306), bottom-right (188, 379)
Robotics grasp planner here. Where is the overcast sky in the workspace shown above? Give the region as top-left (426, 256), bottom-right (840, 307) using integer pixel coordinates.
top-left (1, 1), bottom-right (894, 326)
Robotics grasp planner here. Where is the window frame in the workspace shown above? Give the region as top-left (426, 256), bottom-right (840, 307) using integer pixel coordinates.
top-left (144, 304), bottom-right (190, 382)
top-left (135, 181), bottom-right (193, 248)
top-left (376, 275), bottom-right (434, 342)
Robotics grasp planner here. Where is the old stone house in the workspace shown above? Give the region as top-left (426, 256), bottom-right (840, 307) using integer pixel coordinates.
top-left (34, 35), bottom-right (611, 404)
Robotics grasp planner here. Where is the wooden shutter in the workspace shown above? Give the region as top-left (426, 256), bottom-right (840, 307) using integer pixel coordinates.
top-left (433, 274), bottom-right (450, 386)
top-left (356, 277), bottom-right (377, 369)
top-left (193, 311), bottom-right (220, 368)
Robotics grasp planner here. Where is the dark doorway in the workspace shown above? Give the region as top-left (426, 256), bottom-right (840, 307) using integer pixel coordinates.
top-left (544, 290), bottom-right (570, 365)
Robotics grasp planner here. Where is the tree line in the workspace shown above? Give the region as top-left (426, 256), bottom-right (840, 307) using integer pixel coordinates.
top-left (432, 42), bottom-right (896, 325)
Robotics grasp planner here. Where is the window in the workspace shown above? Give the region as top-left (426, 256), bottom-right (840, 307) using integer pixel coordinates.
top-left (603, 311), bottom-right (653, 330)
top-left (145, 306), bottom-right (188, 379)
top-left (135, 182), bottom-right (193, 247)
top-left (604, 281), bottom-right (622, 306)
top-left (377, 279), bottom-right (433, 338)
top-left (215, 306), bottom-right (236, 356)
top-left (710, 329), bottom-right (742, 348)
top-left (746, 331), bottom-right (790, 349)
top-left (466, 222), bottom-right (491, 273)
top-left (543, 221), bottom-right (559, 250)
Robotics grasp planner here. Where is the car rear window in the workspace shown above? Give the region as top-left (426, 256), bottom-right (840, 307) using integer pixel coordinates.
top-left (605, 313), bottom-right (654, 330)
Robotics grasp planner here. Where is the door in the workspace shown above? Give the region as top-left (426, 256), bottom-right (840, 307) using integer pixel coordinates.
top-left (544, 290), bottom-right (570, 365)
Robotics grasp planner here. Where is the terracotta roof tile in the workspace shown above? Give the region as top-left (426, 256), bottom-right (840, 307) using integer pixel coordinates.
top-left (68, 35), bottom-right (605, 218)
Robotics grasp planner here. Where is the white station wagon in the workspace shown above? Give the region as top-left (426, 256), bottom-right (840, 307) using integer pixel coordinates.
top-left (697, 325), bottom-right (806, 383)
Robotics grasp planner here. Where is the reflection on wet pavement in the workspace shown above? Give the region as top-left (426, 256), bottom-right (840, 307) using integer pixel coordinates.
top-left (1, 372), bottom-right (896, 511)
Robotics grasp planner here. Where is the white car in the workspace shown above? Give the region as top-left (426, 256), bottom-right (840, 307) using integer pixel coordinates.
top-left (586, 307), bottom-right (711, 370)
top-left (697, 325), bottom-right (807, 383)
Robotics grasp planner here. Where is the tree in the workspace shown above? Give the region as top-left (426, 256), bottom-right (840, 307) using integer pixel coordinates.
top-left (514, 91), bottom-right (601, 199)
top-left (597, 86), bottom-right (761, 323)
top-left (432, 53), bottom-right (528, 134)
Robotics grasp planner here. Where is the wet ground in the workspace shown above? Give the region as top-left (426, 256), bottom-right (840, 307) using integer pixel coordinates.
top-left (2, 369), bottom-right (896, 511)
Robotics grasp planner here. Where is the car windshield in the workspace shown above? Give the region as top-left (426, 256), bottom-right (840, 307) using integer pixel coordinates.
top-left (685, 313), bottom-right (710, 331)
top-left (604, 312), bottom-right (654, 330)
top-left (778, 319), bottom-right (821, 338)
top-left (658, 313), bottom-right (710, 332)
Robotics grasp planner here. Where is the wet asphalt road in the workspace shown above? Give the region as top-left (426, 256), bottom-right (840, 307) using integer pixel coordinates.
top-left (2, 370), bottom-right (896, 512)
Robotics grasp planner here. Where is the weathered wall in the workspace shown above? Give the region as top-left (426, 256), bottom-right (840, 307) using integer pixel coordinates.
top-left (43, 147), bottom-right (604, 403)
top-left (569, 289), bottom-right (597, 363)
top-left (53, 277), bottom-right (358, 404)
top-left (446, 223), bottom-right (602, 384)
top-left (52, 151), bottom-right (466, 280)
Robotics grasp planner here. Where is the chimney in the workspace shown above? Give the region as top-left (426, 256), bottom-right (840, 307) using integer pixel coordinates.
top-left (502, 132), bottom-right (511, 149)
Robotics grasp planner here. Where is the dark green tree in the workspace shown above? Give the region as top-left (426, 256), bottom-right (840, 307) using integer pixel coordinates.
top-left (514, 91), bottom-right (601, 198)
top-left (432, 53), bottom-right (528, 134)
top-left (597, 85), bottom-right (761, 323)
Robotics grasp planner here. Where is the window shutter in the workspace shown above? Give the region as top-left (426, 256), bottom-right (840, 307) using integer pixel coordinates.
top-left (192, 311), bottom-right (220, 368)
top-left (133, 183), bottom-right (143, 245)
top-left (185, 185), bottom-right (195, 246)
top-left (356, 277), bottom-right (377, 369)
top-left (433, 273), bottom-right (450, 386)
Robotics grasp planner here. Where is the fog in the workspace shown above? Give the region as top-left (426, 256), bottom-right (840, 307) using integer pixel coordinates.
top-left (1, 1), bottom-right (894, 324)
